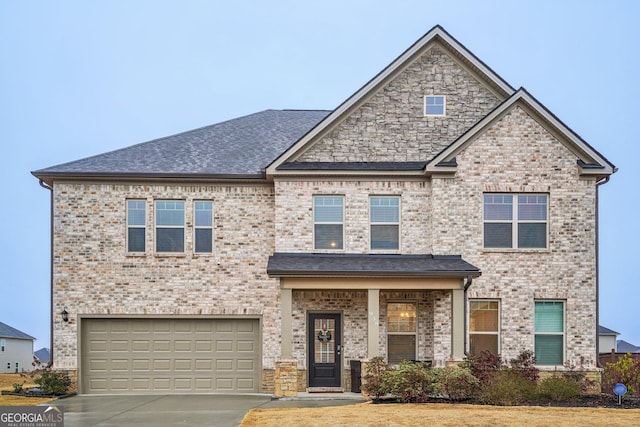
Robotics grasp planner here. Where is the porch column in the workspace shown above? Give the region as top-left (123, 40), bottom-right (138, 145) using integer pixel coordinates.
top-left (367, 288), bottom-right (380, 358)
top-left (281, 287), bottom-right (293, 359)
top-left (451, 288), bottom-right (465, 361)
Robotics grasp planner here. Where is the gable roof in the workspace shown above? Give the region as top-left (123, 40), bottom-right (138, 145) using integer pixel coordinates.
top-left (598, 325), bottom-right (620, 336)
top-left (0, 321), bottom-right (35, 340)
top-left (426, 88), bottom-right (617, 179)
top-left (33, 109), bottom-right (330, 185)
top-left (617, 340), bottom-right (640, 353)
top-left (266, 25), bottom-right (515, 175)
top-left (267, 253), bottom-right (481, 278)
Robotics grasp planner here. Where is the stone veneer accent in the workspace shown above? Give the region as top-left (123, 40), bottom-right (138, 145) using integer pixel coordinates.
top-left (274, 360), bottom-right (298, 397)
top-left (296, 45), bottom-right (502, 163)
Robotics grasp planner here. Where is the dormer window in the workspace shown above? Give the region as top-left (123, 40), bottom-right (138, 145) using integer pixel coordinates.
top-left (425, 95), bottom-right (446, 116)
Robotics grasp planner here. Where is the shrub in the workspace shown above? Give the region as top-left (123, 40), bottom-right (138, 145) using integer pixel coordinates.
top-left (509, 350), bottom-right (539, 383)
top-left (440, 365), bottom-right (480, 401)
top-left (361, 356), bottom-right (390, 399)
top-left (535, 375), bottom-right (582, 402)
top-left (384, 361), bottom-right (436, 403)
top-left (12, 383), bottom-right (24, 393)
top-left (603, 353), bottom-right (640, 397)
top-left (34, 370), bottom-right (71, 395)
top-left (463, 351), bottom-right (503, 386)
top-left (478, 370), bottom-right (536, 406)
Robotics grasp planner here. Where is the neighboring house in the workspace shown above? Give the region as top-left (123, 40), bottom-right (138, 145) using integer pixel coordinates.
top-left (34, 347), bottom-right (51, 366)
top-left (32, 25), bottom-right (616, 396)
top-left (598, 325), bottom-right (619, 353)
top-left (0, 321), bottom-right (36, 373)
top-left (617, 340), bottom-right (640, 353)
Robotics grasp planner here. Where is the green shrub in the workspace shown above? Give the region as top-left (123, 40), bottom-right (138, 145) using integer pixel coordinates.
top-left (478, 370), bottom-right (536, 406)
top-left (509, 350), bottom-right (539, 383)
top-left (361, 356), bottom-right (390, 399)
top-left (440, 365), bottom-right (480, 401)
top-left (603, 353), bottom-right (640, 397)
top-left (34, 370), bottom-right (71, 395)
top-left (12, 383), bottom-right (24, 393)
top-left (384, 361), bottom-right (436, 403)
top-left (535, 375), bottom-right (582, 402)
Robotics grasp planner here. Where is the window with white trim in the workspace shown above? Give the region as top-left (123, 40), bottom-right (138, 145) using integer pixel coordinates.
top-left (0, 339), bottom-right (5, 352)
top-left (126, 200), bottom-right (146, 253)
top-left (484, 194), bottom-right (548, 249)
top-left (469, 300), bottom-right (500, 355)
top-left (194, 201), bottom-right (213, 253)
top-left (387, 302), bottom-right (417, 363)
top-left (534, 301), bottom-right (565, 365)
top-left (370, 196), bottom-right (400, 250)
top-left (424, 95), bottom-right (446, 116)
top-left (313, 196), bottom-right (344, 250)
top-left (155, 200), bottom-right (185, 252)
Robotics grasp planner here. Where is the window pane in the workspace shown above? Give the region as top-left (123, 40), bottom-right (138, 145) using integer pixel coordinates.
top-left (195, 229), bottom-right (212, 253)
top-left (371, 197), bottom-right (399, 223)
top-left (127, 200), bottom-right (146, 225)
top-left (535, 335), bottom-right (563, 365)
top-left (518, 195), bottom-right (547, 220)
top-left (484, 195), bottom-right (513, 220)
top-left (156, 201), bottom-right (185, 226)
top-left (388, 335), bottom-right (416, 364)
top-left (314, 197), bottom-right (343, 222)
top-left (484, 223), bottom-right (512, 248)
top-left (314, 224), bottom-right (343, 249)
top-left (156, 228), bottom-right (184, 252)
top-left (371, 225), bottom-right (399, 250)
top-left (195, 201), bottom-right (213, 227)
top-left (425, 96), bottom-right (445, 115)
top-left (470, 302), bottom-right (498, 332)
top-left (535, 302), bottom-right (563, 332)
top-left (470, 334), bottom-right (498, 356)
top-left (518, 223), bottom-right (546, 248)
top-left (128, 228), bottom-right (145, 252)
top-left (387, 303), bottom-right (416, 333)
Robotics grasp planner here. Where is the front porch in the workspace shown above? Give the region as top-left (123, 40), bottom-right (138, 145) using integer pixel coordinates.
top-left (267, 253), bottom-right (481, 397)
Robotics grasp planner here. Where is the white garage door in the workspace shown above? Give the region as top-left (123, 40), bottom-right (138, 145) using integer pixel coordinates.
top-left (81, 318), bottom-right (260, 394)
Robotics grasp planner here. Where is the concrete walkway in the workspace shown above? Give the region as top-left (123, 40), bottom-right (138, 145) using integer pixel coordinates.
top-left (48, 393), bottom-right (364, 427)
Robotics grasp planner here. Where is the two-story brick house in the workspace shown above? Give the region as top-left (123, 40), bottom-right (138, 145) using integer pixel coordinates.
top-left (33, 26), bottom-right (615, 395)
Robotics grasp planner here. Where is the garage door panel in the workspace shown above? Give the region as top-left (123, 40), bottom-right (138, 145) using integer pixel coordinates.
top-left (81, 318), bottom-right (260, 394)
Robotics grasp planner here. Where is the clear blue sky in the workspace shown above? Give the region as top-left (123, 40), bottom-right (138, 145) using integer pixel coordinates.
top-left (1, 1), bottom-right (638, 351)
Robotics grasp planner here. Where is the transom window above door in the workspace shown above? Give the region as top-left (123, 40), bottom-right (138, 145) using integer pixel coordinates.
top-left (313, 196), bottom-right (344, 250)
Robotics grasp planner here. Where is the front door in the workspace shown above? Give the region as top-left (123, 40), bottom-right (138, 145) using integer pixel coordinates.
top-left (308, 313), bottom-right (341, 388)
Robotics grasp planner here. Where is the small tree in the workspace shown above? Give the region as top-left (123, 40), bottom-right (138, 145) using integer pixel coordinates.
top-left (603, 353), bottom-right (640, 397)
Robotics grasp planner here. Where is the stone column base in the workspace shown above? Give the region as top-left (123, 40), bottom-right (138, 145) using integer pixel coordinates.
top-left (274, 359), bottom-right (298, 398)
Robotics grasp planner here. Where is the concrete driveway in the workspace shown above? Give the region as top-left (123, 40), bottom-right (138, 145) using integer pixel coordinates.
top-left (49, 393), bottom-right (363, 427)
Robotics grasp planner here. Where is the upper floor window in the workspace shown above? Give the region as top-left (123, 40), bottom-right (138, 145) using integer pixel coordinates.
top-left (534, 301), bottom-right (564, 366)
top-left (370, 196), bottom-right (400, 250)
top-left (155, 200), bottom-right (185, 252)
top-left (484, 194), bottom-right (548, 249)
top-left (469, 300), bottom-right (500, 356)
top-left (126, 200), bottom-right (146, 252)
top-left (0, 339), bottom-right (5, 352)
top-left (387, 302), bottom-right (417, 364)
top-left (425, 95), bottom-right (446, 116)
top-left (194, 201), bottom-right (213, 253)
top-left (313, 196), bottom-right (344, 250)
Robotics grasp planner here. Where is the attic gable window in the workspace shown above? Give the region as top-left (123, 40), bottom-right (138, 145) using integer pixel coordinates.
top-left (425, 95), bottom-right (446, 116)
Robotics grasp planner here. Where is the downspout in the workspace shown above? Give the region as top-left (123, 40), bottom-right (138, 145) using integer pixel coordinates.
top-left (463, 275), bottom-right (473, 355)
top-left (595, 175), bottom-right (611, 367)
top-left (38, 179), bottom-right (54, 367)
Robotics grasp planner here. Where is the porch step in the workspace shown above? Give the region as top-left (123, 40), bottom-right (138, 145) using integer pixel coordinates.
top-left (307, 387), bottom-right (344, 393)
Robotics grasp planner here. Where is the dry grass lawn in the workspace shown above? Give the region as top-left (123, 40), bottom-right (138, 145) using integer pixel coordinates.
top-left (241, 402), bottom-right (640, 427)
top-left (0, 373), bottom-right (56, 406)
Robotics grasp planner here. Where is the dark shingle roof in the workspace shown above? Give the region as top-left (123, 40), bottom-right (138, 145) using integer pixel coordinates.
top-left (0, 321), bottom-right (35, 340)
top-left (598, 325), bottom-right (620, 335)
top-left (33, 109), bottom-right (330, 181)
top-left (617, 340), bottom-right (640, 353)
top-left (267, 253), bottom-right (481, 278)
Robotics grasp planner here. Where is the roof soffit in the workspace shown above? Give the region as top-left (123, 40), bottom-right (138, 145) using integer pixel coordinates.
top-left (266, 25), bottom-right (516, 176)
top-left (426, 88), bottom-right (617, 178)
